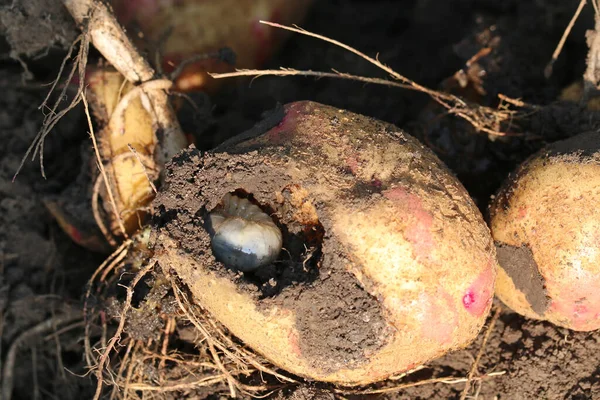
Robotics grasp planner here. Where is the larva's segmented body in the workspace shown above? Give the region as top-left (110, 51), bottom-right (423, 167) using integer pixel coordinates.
top-left (208, 193), bottom-right (282, 272)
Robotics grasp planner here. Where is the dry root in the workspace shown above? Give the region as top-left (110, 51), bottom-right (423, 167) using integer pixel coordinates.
top-left (83, 236), bottom-right (297, 399)
top-left (210, 21), bottom-right (533, 139)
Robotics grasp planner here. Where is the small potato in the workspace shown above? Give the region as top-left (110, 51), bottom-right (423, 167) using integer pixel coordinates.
top-left (490, 132), bottom-right (600, 331)
top-left (85, 67), bottom-right (181, 238)
top-left (152, 101), bottom-right (496, 384)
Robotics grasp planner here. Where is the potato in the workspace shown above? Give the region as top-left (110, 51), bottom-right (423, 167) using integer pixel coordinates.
top-left (489, 131), bottom-right (600, 331)
top-left (151, 101), bottom-right (496, 385)
top-left (111, 0), bottom-right (313, 92)
top-left (86, 67), bottom-right (183, 237)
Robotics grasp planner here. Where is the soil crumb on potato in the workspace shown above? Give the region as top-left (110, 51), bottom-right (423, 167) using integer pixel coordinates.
top-left (279, 267), bottom-right (389, 372)
top-left (495, 242), bottom-right (549, 315)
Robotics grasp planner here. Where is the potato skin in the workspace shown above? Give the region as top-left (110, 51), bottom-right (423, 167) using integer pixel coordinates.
top-left (86, 67), bottom-right (161, 237)
top-left (490, 132), bottom-right (600, 331)
top-left (153, 101), bottom-right (496, 384)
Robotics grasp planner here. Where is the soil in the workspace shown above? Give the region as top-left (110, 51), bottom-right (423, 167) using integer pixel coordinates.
top-left (495, 243), bottom-right (549, 316)
top-left (2, 0), bottom-right (600, 399)
top-left (546, 130), bottom-right (600, 159)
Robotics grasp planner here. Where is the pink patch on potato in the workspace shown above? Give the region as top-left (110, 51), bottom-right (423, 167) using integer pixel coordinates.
top-left (404, 222), bottom-right (434, 260)
top-left (549, 277), bottom-right (600, 331)
top-left (383, 187), bottom-right (434, 260)
top-left (462, 292), bottom-right (475, 308)
top-left (421, 290), bottom-right (457, 345)
top-left (344, 156), bottom-right (360, 175)
top-left (595, 231), bottom-right (600, 246)
top-left (287, 329), bottom-right (302, 357)
top-left (462, 259), bottom-right (495, 317)
top-left (384, 292), bottom-right (455, 345)
top-left (267, 104), bottom-right (304, 143)
top-left (370, 177), bottom-right (383, 190)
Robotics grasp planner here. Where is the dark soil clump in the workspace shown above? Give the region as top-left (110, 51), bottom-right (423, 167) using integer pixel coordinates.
top-left (495, 243), bottom-right (549, 315)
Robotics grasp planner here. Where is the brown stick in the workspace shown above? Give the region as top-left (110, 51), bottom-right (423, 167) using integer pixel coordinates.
top-left (334, 371), bottom-right (506, 395)
top-left (259, 21), bottom-right (435, 94)
top-left (545, 0), bottom-right (587, 78)
top-left (83, 240), bottom-right (131, 367)
top-left (109, 339), bottom-right (135, 400)
top-left (61, 0), bottom-right (186, 163)
top-left (213, 21), bottom-right (522, 137)
top-left (584, 0), bottom-right (600, 98)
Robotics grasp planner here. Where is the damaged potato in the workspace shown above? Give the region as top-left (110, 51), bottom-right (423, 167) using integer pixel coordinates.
top-left (86, 67), bottom-right (186, 239)
top-left (490, 132), bottom-right (600, 331)
top-left (151, 101), bottom-right (497, 385)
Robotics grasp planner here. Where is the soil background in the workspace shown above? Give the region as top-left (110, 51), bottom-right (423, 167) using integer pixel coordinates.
top-left (1, 0), bottom-right (599, 399)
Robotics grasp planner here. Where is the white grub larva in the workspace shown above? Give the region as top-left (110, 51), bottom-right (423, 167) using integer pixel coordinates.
top-left (207, 193), bottom-right (283, 272)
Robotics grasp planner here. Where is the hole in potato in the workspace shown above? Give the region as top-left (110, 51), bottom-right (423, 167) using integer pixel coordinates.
top-left (203, 188), bottom-right (324, 298)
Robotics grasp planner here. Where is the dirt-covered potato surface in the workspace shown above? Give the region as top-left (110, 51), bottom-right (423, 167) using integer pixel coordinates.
top-left (490, 132), bottom-right (600, 331)
top-left (151, 101), bottom-right (496, 385)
